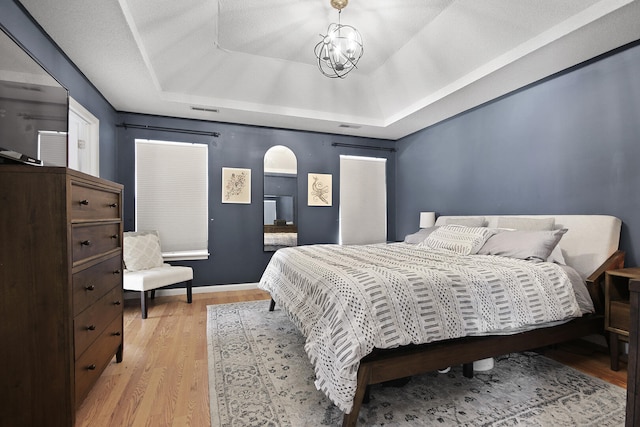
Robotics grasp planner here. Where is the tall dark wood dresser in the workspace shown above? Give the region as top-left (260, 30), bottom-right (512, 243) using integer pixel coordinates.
top-left (0, 166), bottom-right (124, 427)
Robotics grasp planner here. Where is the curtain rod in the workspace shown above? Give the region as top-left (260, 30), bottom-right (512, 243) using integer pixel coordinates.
top-left (117, 123), bottom-right (220, 137)
top-left (332, 142), bottom-right (396, 152)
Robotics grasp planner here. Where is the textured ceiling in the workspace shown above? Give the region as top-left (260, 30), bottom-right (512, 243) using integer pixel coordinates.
top-left (18, 0), bottom-right (640, 140)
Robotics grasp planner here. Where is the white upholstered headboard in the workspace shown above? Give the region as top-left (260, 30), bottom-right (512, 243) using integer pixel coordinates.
top-left (435, 215), bottom-right (622, 279)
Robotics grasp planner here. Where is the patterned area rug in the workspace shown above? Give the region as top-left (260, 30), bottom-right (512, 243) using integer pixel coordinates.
top-left (207, 301), bottom-right (626, 426)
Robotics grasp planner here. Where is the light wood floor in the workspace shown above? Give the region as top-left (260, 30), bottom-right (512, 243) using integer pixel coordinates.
top-left (76, 289), bottom-right (628, 426)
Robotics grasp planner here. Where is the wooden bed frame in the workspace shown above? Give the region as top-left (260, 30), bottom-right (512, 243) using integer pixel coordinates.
top-left (264, 215), bottom-right (624, 426)
top-left (269, 250), bottom-right (624, 426)
top-left (340, 250), bottom-right (624, 426)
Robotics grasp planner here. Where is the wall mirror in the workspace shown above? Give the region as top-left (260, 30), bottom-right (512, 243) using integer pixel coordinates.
top-left (264, 145), bottom-right (297, 251)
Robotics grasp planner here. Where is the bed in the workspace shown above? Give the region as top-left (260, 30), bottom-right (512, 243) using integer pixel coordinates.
top-left (258, 215), bottom-right (623, 426)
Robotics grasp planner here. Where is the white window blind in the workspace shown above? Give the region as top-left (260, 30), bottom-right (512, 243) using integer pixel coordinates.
top-left (339, 155), bottom-right (387, 245)
top-left (135, 139), bottom-right (209, 260)
top-left (39, 131), bottom-right (67, 167)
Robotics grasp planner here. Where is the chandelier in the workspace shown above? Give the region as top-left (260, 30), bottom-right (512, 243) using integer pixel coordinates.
top-left (314, 0), bottom-right (364, 78)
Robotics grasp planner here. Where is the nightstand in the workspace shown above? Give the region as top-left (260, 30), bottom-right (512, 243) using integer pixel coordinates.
top-left (605, 267), bottom-right (640, 370)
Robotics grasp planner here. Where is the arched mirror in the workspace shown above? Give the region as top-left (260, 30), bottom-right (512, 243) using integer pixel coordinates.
top-left (264, 146), bottom-right (297, 251)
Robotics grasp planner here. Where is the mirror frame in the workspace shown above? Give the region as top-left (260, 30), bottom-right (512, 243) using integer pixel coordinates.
top-left (263, 146), bottom-right (298, 251)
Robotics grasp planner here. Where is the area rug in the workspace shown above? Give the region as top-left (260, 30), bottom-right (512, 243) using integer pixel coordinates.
top-left (207, 301), bottom-right (626, 426)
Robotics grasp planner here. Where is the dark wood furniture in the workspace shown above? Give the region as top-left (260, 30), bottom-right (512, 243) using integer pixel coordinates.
top-left (264, 224), bottom-right (298, 233)
top-left (627, 279), bottom-right (640, 426)
top-left (0, 166), bottom-right (124, 427)
top-left (605, 267), bottom-right (640, 370)
top-left (339, 250), bottom-right (624, 427)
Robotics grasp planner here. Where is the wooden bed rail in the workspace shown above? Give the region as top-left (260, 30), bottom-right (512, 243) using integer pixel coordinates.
top-left (586, 250), bottom-right (625, 314)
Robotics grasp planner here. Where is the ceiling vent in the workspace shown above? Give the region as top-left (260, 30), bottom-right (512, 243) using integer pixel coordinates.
top-left (191, 106), bottom-right (219, 113)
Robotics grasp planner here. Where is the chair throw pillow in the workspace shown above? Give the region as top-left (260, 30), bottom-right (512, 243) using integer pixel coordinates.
top-left (123, 231), bottom-right (164, 271)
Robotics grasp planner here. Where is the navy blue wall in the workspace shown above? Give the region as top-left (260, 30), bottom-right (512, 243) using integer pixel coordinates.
top-left (7, 0), bottom-right (639, 278)
top-left (396, 42), bottom-right (640, 267)
top-left (117, 113), bottom-right (397, 285)
top-left (1, 1), bottom-right (120, 181)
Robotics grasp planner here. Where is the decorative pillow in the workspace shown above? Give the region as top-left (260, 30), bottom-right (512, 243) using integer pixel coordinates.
top-left (123, 230), bottom-right (164, 271)
top-left (444, 216), bottom-right (486, 227)
top-left (496, 216), bottom-right (555, 231)
top-left (422, 225), bottom-right (495, 255)
top-left (477, 228), bottom-right (568, 262)
top-left (404, 226), bottom-right (438, 244)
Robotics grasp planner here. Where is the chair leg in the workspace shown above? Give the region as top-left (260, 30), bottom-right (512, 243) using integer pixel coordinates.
top-left (186, 280), bottom-right (193, 303)
top-left (150, 289), bottom-right (156, 299)
top-left (140, 291), bottom-right (148, 319)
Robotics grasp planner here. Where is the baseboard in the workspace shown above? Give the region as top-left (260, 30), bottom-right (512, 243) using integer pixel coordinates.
top-left (124, 282), bottom-right (260, 299)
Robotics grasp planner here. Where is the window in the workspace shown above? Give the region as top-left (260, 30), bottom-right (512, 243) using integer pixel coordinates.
top-left (135, 139), bottom-right (209, 260)
top-left (38, 131), bottom-right (67, 166)
top-left (339, 155), bottom-right (387, 245)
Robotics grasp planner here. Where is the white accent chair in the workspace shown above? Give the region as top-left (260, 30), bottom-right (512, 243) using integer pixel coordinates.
top-left (122, 230), bottom-right (193, 319)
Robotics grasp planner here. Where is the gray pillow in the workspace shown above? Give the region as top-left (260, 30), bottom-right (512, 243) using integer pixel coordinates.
top-left (444, 216), bottom-right (486, 227)
top-left (404, 226), bottom-right (438, 244)
top-left (496, 216), bottom-right (555, 231)
top-left (478, 228), bottom-right (568, 262)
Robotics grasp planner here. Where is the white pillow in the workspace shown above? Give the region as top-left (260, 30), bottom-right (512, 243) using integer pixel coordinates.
top-left (422, 225), bottom-right (495, 255)
top-left (444, 216), bottom-right (486, 227)
top-left (404, 226), bottom-right (438, 244)
top-left (123, 231), bottom-right (164, 271)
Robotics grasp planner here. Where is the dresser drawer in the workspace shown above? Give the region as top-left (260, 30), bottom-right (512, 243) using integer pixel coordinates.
top-left (71, 182), bottom-right (121, 221)
top-left (74, 286), bottom-right (123, 359)
top-left (75, 315), bottom-right (123, 405)
top-left (72, 223), bottom-right (121, 264)
top-left (73, 255), bottom-right (123, 316)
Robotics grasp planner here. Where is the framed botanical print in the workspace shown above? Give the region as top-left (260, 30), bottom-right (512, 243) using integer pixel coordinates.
top-left (222, 167), bottom-right (251, 204)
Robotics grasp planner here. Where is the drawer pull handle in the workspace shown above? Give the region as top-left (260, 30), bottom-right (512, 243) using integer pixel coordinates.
top-left (113, 269), bottom-right (121, 275)
top-left (111, 234), bottom-right (118, 239)
top-left (114, 300), bottom-right (121, 306)
top-left (80, 240), bottom-right (91, 246)
top-left (112, 332), bottom-right (122, 337)
top-left (108, 203), bottom-right (117, 208)
top-left (80, 199), bottom-right (90, 206)
top-left (87, 325), bottom-right (96, 331)
top-left (87, 364), bottom-right (97, 371)
top-left (85, 285), bottom-right (95, 291)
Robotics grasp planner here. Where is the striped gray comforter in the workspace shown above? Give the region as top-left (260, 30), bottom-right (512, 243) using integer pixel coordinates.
top-left (258, 242), bottom-right (583, 413)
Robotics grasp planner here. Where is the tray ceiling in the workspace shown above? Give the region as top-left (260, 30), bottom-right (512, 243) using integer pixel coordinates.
top-left (19, 0), bottom-right (640, 140)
